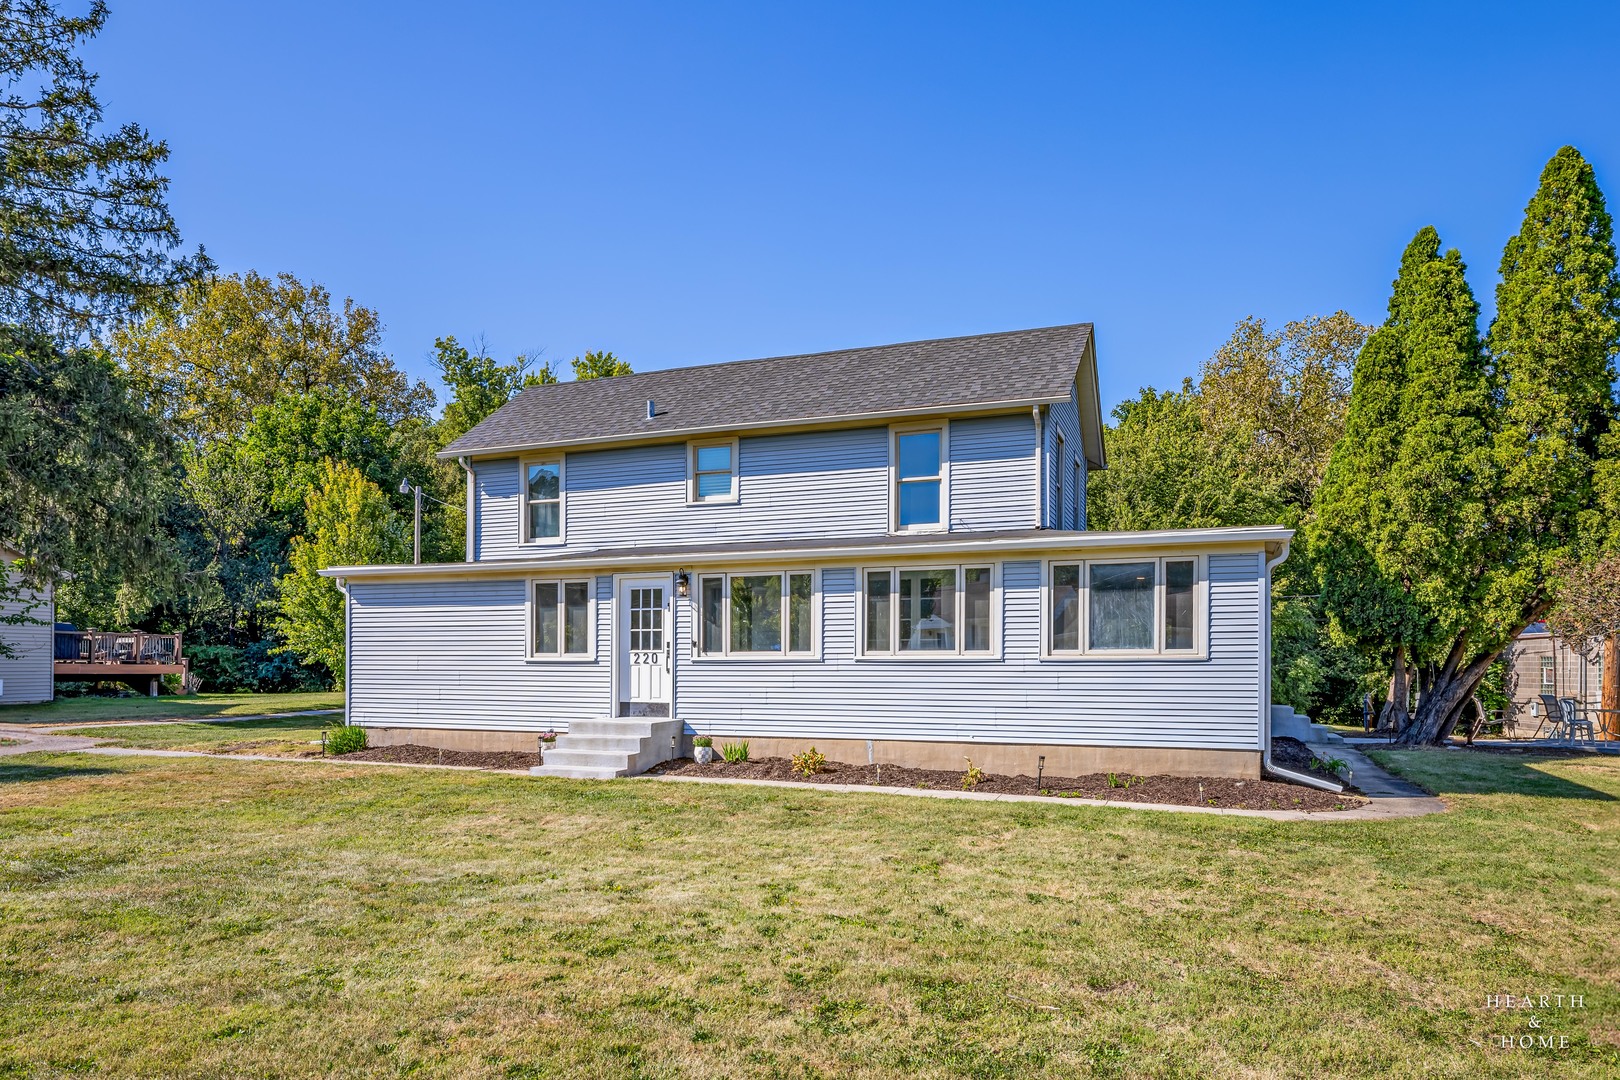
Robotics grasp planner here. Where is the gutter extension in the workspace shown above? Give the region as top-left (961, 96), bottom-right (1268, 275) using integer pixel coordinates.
top-left (1258, 539), bottom-right (1343, 792)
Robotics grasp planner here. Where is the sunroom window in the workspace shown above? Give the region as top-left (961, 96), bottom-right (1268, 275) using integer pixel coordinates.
top-left (533, 580), bottom-right (591, 657)
top-left (863, 566), bottom-right (993, 655)
top-left (524, 458), bottom-right (562, 541)
top-left (894, 428), bottom-right (943, 529)
top-left (697, 572), bottom-right (815, 657)
top-left (1048, 557), bottom-right (1200, 655)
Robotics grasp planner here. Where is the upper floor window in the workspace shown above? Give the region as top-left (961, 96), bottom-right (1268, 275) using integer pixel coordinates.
top-left (893, 425), bottom-right (945, 531)
top-left (531, 579), bottom-right (592, 658)
top-left (1048, 556), bottom-right (1201, 657)
top-left (523, 457), bottom-right (563, 543)
top-left (862, 565), bottom-right (994, 656)
top-left (1071, 460), bottom-right (1082, 529)
top-left (696, 571), bottom-right (816, 657)
top-left (689, 439), bottom-right (739, 503)
top-left (1054, 434), bottom-right (1066, 527)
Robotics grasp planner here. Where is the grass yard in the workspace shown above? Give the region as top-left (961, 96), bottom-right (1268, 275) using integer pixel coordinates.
top-left (63, 714), bottom-right (336, 757)
top-left (0, 750), bottom-right (1615, 1079)
top-left (0, 690), bottom-right (342, 727)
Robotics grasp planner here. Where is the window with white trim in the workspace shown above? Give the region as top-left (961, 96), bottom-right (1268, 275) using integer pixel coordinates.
top-left (522, 457), bottom-right (563, 542)
top-left (531, 579), bottom-right (592, 657)
top-left (1048, 557), bottom-right (1200, 656)
top-left (1071, 460), bottom-right (1082, 529)
top-left (689, 439), bottom-right (738, 503)
top-left (696, 571), bottom-right (816, 657)
top-left (1540, 656), bottom-right (1555, 693)
top-left (893, 426), bottom-right (944, 530)
top-left (862, 565), bottom-right (994, 655)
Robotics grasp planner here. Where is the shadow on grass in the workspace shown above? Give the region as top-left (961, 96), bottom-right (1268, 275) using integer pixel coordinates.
top-left (1373, 747), bottom-right (1618, 801)
top-left (0, 763), bottom-right (119, 783)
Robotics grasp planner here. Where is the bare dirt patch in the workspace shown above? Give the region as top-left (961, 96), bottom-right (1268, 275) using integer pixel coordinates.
top-left (651, 756), bottom-right (1363, 812)
top-left (336, 744), bottom-right (541, 771)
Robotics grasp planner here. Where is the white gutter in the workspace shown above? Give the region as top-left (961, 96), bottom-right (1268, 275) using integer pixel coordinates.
top-left (438, 395), bottom-right (1072, 461)
top-left (319, 525), bottom-right (1297, 580)
top-left (1257, 540), bottom-right (1342, 792)
top-left (1032, 405), bottom-right (1045, 529)
top-left (459, 456), bottom-right (474, 562)
top-left (335, 576), bottom-right (353, 728)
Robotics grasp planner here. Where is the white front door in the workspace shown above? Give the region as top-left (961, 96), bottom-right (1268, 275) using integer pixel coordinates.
top-left (618, 576), bottom-right (671, 716)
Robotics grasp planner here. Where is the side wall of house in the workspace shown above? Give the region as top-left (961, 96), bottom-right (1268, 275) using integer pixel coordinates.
top-left (469, 414), bottom-right (1041, 560)
top-left (345, 550), bottom-right (1264, 754)
top-left (0, 577), bottom-right (54, 705)
top-left (1045, 384), bottom-right (1086, 530)
top-left (346, 576), bottom-right (613, 730)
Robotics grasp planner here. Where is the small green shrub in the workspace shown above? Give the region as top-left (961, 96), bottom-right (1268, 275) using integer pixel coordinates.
top-left (791, 747), bottom-right (827, 776)
top-left (962, 758), bottom-right (984, 790)
top-left (720, 740), bottom-right (749, 763)
top-left (693, 735), bottom-right (713, 748)
top-left (327, 724), bottom-right (367, 755)
top-left (1312, 756), bottom-right (1348, 774)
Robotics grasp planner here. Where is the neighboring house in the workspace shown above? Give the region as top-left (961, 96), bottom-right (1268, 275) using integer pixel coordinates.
top-left (0, 545), bottom-right (54, 706)
top-left (323, 324), bottom-right (1298, 780)
top-left (1502, 623), bottom-right (1605, 737)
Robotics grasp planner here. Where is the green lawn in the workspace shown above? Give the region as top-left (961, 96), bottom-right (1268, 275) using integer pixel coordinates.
top-left (0, 690), bottom-right (342, 727)
top-left (0, 750), bottom-right (1615, 1078)
top-left (64, 714), bottom-right (335, 756)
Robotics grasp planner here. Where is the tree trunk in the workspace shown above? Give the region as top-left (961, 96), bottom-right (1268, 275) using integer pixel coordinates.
top-left (1397, 648), bottom-right (1496, 746)
top-left (1602, 634), bottom-right (1619, 741)
top-left (1378, 646), bottom-right (1410, 732)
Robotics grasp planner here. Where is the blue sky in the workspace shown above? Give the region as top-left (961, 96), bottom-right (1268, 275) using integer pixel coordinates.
top-left (86, 2), bottom-right (1620, 413)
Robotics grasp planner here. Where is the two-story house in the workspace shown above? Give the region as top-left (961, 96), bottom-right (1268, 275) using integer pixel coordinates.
top-left (323, 324), bottom-right (1298, 781)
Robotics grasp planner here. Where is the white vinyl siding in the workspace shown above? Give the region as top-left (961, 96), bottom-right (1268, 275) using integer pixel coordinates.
top-left (0, 577), bottom-right (53, 705)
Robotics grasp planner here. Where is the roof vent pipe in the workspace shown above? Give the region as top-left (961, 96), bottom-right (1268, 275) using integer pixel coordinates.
top-left (646, 399), bottom-right (655, 419)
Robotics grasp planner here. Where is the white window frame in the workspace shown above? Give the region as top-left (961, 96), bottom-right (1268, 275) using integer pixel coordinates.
top-left (1540, 656), bottom-right (1556, 693)
top-left (1041, 554), bottom-right (1207, 660)
top-left (520, 454), bottom-right (566, 546)
top-left (687, 437), bottom-right (740, 505)
top-left (857, 563), bottom-right (999, 660)
top-left (889, 422), bottom-right (949, 534)
top-left (692, 569), bottom-right (819, 660)
top-left (526, 577), bottom-right (596, 661)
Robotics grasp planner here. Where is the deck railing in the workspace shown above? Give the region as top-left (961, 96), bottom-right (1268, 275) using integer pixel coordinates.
top-left (54, 630), bottom-right (184, 666)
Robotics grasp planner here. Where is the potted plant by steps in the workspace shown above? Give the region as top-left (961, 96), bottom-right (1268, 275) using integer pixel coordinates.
top-left (693, 735), bottom-right (715, 765)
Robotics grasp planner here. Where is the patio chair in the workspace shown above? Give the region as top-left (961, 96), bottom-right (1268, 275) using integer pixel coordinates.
top-left (1560, 698), bottom-right (1597, 744)
top-left (1538, 694), bottom-right (1568, 741)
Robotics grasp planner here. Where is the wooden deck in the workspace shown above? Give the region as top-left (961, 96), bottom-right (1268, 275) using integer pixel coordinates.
top-left (54, 631), bottom-right (191, 693)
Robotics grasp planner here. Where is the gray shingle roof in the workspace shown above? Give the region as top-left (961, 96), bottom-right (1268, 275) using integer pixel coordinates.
top-left (439, 323), bottom-right (1094, 458)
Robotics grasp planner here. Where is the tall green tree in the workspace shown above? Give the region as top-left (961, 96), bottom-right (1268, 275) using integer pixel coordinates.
top-left (113, 271), bottom-right (434, 444)
top-left (570, 349), bottom-right (632, 380)
top-left (0, 327), bottom-right (174, 654)
top-left (272, 461), bottom-right (408, 680)
top-left (433, 335), bottom-right (555, 445)
top-left (0, 1), bottom-right (198, 336)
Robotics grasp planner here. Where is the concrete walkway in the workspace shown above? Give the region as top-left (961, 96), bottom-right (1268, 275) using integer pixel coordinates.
top-left (2, 730), bottom-right (1448, 822)
top-left (33, 708), bottom-right (342, 732)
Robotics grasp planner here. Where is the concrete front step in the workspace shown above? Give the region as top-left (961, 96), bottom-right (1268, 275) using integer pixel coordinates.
top-left (531, 717), bottom-right (683, 780)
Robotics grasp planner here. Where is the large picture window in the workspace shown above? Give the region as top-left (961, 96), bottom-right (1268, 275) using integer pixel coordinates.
top-left (523, 457), bottom-right (563, 542)
top-left (696, 571), bottom-right (816, 657)
top-left (1047, 557), bottom-right (1201, 656)
top-left (893, 426), bottom-right (945, 530)
top-left (531, 579), bottom-right (592, 658)
top-left (862, 565), bottom-right (994, 656)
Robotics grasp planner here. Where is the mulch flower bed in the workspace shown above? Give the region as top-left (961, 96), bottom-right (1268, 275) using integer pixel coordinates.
top-left (336, 744), bottom-right (540, 771)
top-left (651, 756), bottom-right (1363, 812)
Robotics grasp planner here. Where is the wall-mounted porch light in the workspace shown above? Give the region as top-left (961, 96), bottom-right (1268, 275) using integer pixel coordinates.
top-left (676, 571), bottom-right (690, 598)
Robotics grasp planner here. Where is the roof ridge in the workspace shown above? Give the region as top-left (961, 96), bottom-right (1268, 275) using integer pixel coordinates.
top-left (515, 322), bottom-right (1094, 397)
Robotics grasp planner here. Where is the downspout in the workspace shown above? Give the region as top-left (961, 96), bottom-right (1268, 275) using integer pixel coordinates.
top-left (1258, 540), bottom-right (1342, 792)
top-left (459, 456), bottom-right (475, 563)
top-left (336, 576), bottom-right (353, 728)
top-left (1032, 405), bottom-right (1046, 529)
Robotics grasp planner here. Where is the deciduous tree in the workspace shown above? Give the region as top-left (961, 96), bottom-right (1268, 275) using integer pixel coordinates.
top-left (570, 349), bottom-right (632, 380)
top-left (272, 461), bottom-right (407, 680)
